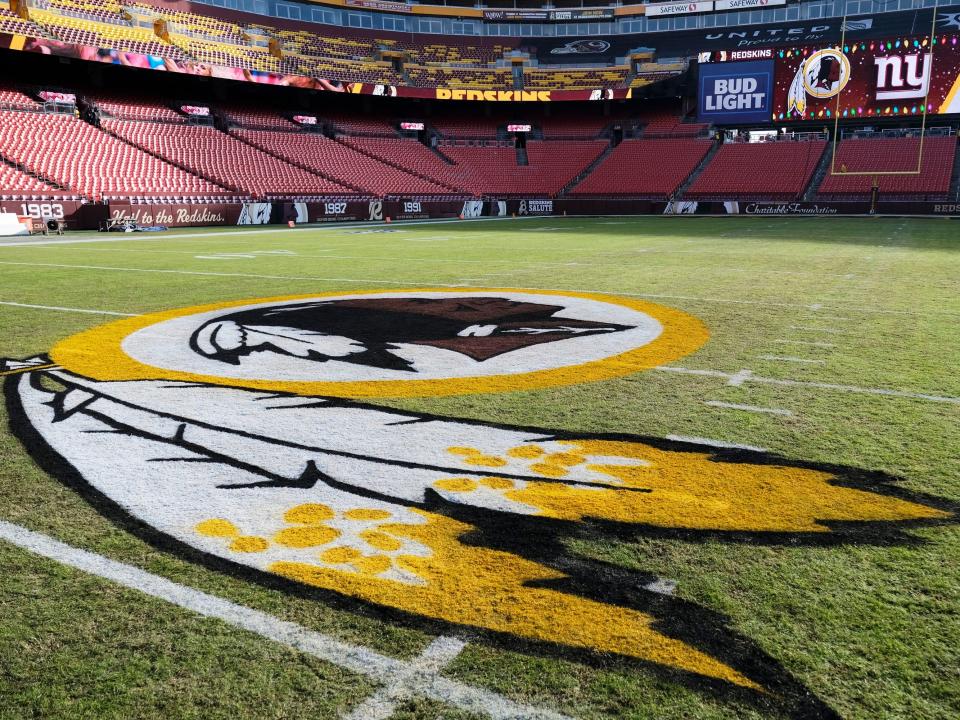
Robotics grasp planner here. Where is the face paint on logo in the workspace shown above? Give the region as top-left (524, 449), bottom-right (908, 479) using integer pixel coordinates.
top-left (4, 288), bottom-right (952, 718)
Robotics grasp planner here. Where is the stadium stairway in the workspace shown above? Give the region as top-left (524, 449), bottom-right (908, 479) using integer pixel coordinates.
top-left (229, 129), bottom-right (368, 195)
top-left (0, 150), bottom-right (69, 194)
top-left (557, 142), bottom-right (615, 196)
top-left (336, 136), bottom-right (465, 194)
top-left (96, 118), bottom-right (240, 194)
top-left (803, 142), bottom-right (835, 201)
top-left (674, 139), bottom-right (722, 200)
top-left (949, 144), bottom-right (960, 200)
top-left (516, 146), bottom-right (528, 166)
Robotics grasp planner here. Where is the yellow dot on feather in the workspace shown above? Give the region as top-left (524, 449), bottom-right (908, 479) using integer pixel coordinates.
top-left (284, 503), bottom-right (335, 524)
top-left (321, 546), bottom-right (362, 564)
top-left (507, 445), bottom-right (544, 459)
top-left (344, 508), bottom-right (392, 521)
top-left (447, 446), bottom-right (480, 456)
top-left (361, 530), bottom-right (402, 552)
top-left (355, 555), bottom-right (393, 576)
top-left (195, 519), bottom-right (239, 538)
top-left (530, 462), bottom-right (569, 478)
top-left (480, 477), bottom-right (515, 490)
top-left (274, 525), bottom-right (340, 548)
top-left (547, 452), bottom-right (587, 467)
top-left (229, 536), bottom-right (269, 553)
top-left (434, 477), bottom-right (478, 492)
top-left (464, 454), bottom-right (507, 468)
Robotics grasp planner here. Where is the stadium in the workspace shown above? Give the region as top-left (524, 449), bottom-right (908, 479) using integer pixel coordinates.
top-left (0, 0), bottom-right (958, 718)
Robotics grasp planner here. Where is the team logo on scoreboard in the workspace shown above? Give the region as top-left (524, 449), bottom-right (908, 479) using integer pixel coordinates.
top-left (788, 48), bottom-right (851, 114)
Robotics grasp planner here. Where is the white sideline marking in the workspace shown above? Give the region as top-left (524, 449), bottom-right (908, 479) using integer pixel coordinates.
top-left (806, 315), bottom-right (850, 322)
top-left (343, 636), bottom-right (467, 720)
top-left (0, 216), bottom-right (544, 248)
top-left (704, 401), bottom-right (793, 416)
top-left (665, 434), bottom-right (768, 452)
top-left (757, 355), bottom-right (826, 365)
top-left (774, 340), bottom-right (836, 348)
top-left (0, 301), bottom-right (136, 316)
top-left (0, 520), bottom-right (569, 720)
top-left (656, 366), bottom-right (960, 405)
top-left (0, 261), bottom-right (468, 287)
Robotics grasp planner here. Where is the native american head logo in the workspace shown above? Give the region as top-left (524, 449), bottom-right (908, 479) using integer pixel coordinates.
top-left (189, 296), bottom-right (633, 371)
top-left (3, 288), bottom-right (952, 718)
top-left (787, 48), bottom-right (851, 115)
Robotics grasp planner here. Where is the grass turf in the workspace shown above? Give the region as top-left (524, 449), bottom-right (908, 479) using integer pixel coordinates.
top-left (0, 216), bottom-right (957, 719)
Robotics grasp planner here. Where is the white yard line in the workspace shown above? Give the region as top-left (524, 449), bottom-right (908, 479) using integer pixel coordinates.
top-left (704, 401), bottom-right (794, 416)
top-left (656, 366), bottom-right (960, 405)
top-left (0, 261), bottom-right (467, 286)
top-left (788, 325), bottom-right (850, 334)
top-left (0, 301), bottom-right (137, 316)
top-left (342, 636), bottom-right (468, 720)
top-left (757, 355), bottom-right (826, 365)
top-left (774, 340), bottom-right (836, 348)
top-left (665, 434), bottom-right (768, 452)
top-left (0, 520), bottom-right (569, 720)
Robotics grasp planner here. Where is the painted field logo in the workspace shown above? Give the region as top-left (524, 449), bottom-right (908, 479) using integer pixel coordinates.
top-left (4, 288), bottom-right (951, 717)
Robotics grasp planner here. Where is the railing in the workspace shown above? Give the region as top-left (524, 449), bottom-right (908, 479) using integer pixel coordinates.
top-left (841, 126), bottom-right (957, 140)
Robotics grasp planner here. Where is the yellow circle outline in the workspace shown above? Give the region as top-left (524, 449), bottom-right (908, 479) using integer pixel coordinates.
top-left (801, 49), bottom-right (851, 100)
top-left (50, 288), bottom-right (709, 398)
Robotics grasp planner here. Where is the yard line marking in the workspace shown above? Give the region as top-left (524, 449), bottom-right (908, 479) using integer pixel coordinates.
top-left (656, 366), bottom-right (960, 405)
top-left (0, 301), bottom-right (137, 316)
top-left (726, 368), bottom-right (754, 387)
top-left (0, 520), bottom-right (569, 720)
top-left (774, 340), bottom-right (836, 348)
top-left (804, 315), bottom-right (850, 321)
top-left (704, 401), bottom-right (794, 416)
top-left (788, 325), bottom-right (849, 334)
top-left (642, 578), bottom-right (678, 596)
top-left (343, 636), bottom-right (467, 720)
top-left (665, 434), bottom-right (768, 452)
top-left (516, 287), bottom-right (960, 318)
top-left (0, 261), bottom-right (468, 286)
top-left (757, 355), bottom-right (826, 365)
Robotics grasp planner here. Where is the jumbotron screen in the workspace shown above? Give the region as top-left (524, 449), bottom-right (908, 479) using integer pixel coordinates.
top-left (699, 32), bottom-right (960, 122)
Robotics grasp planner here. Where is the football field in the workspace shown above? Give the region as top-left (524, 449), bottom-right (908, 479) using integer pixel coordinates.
top-left (0, 216), bottom-right (957, 720)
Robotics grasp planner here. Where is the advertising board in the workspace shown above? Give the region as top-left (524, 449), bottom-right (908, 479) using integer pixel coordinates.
top-left (698, 59), bottom-right (774, 123)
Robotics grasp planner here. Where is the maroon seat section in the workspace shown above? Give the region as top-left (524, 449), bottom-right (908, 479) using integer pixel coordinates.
top-left (818, 136), bottom-right (957, 199)
top-left (687, 140), bottom-right (827, 201)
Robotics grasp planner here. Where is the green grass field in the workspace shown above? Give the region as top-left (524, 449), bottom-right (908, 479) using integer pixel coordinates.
top-left (1, 216), bottom-right (958, 720)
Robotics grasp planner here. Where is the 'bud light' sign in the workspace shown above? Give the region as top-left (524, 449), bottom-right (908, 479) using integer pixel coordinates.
top-left (697, 59), bottom-right (774, 124)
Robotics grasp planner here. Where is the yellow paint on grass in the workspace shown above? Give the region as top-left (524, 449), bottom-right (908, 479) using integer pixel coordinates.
top-left (195, 518), bottom-right (239, 537)
top-left (284, 503), bottom-right (335, 524)
top-left (49, 288), bottom-right (709, 398)
top-left (271, 509), bottom-right (760, 689)
top-left (495, 440), bottom-right (948, 532)
top-left (344, 508), bottom-right (393, 521)
top-left (228, 536), bottom-right (269, 553)
top-left (274, 525), bottom-right (340, 548)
